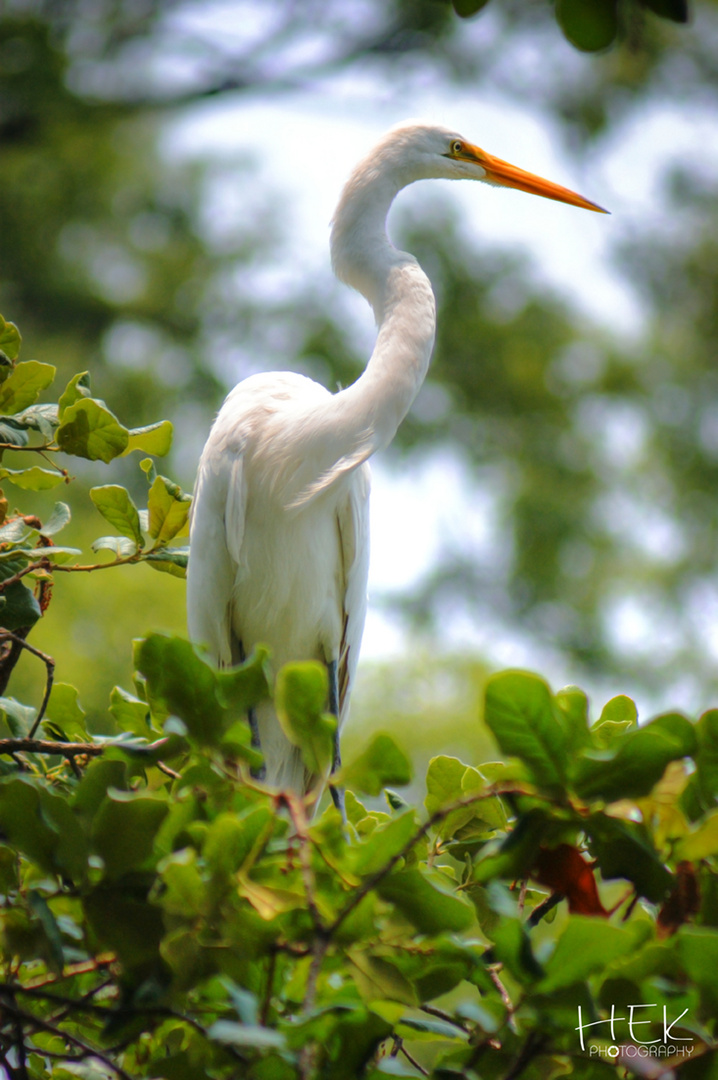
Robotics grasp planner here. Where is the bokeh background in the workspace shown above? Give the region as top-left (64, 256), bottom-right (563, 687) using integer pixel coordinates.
top-left (2, 0), bottom-right (718, 773)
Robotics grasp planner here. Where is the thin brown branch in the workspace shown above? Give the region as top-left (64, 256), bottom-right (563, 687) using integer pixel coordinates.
top-left (420, 1003), bottom-right (471, 1032)
top-left (400, 1043), bottom-right (429, 1076)
top-left (281, 793), bottom-right (324, 934)
top-left (25, 955), bottom-right (116, 990)
top-left (0, 631), bottom-right (54, 738)
top-left (0, 563), bottom-right (44, 592)
top-left (0, 443), bottom-right (57, 453)
top-left (0, 736), bottom-right (172, 761)
top-left (0, 738), bottom-right (103, 758)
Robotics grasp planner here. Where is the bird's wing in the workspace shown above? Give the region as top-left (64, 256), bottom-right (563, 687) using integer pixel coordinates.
top-left (336, 462), bottom-right (371, 724)
top-left (187, 443), bottom-right (246, 667)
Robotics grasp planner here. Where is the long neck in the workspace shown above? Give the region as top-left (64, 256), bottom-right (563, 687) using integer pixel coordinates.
top-left (284, 159), bottom-right (437, 508)
top-left (329, 165), bottom-right (436, 456)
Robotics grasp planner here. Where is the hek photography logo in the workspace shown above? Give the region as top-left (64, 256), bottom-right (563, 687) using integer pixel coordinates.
top-left (576, 1004), bottom-right (695, 1059)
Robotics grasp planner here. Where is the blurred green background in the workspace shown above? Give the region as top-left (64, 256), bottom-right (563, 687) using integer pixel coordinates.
top-left (3, 0), bottom-right (718, 758)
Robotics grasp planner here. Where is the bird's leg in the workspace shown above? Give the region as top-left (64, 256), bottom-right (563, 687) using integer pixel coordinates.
top-left (236, 637), bottom-right (266, 781)
top-left (248, 706), bottom-right (266, 781)
top-left (327, 659), bottom-right (345, 820)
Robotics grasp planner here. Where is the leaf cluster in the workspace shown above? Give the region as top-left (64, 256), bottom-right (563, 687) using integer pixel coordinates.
top-left (1, 648), bottom-right (717, 1079)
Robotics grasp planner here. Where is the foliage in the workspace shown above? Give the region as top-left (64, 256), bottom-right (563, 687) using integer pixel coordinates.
top-left (2, 640), bottom-right (718, 1077)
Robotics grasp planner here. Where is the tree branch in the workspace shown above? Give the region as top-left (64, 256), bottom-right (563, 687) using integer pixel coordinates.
top-left (0, 631), bottom-right (55, 737)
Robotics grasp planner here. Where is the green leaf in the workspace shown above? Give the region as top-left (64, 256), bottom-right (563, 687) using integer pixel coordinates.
top-left (90, 485), bottom-right (143, 546)
top-left (147, 474), bottom-right (191, 542)
top-left (681, 709), bottom-right (718, 819)
top-left (0, 315), bottom-right (21, 361)
top-left (376, 867), bottom-right (475, 933)
top-left (555, 685), bottom-right (592, 752)
top-left (42, 683), bottom-right (87, 742)
top-left (143, 545), bottom-right (190, 577)
top-left (0, 557), bottom-right (41, 630)
top-left (484, 671), bottom-right (567, 792)
top-left (644, 0), bottom-right (688, 23)
top-left (0, 697), bottom-right (36, 737)
top-left (11, 403), bottom-right (58, 438)
top-left (57, 398), bottom-right (129, 462)
top-left (452, 0), bottom-right (492, 16)
top-left (0, 361), bottom-right (55, 415)
top-left (203, 806), bottom-right (273, 878)
top-left (339, 733), bottom-right (412, 796)
top-left (556, 0), bottom-right (618, 51)
top-left (0, 418), bottom-right (29, 446)
top-left (109, 686), bottom-right (152, 738)
top-left (122, 419), bottom-right (173, 457)
top-left (207, 1021), bottom-right (286, 1049)
top-left (571, 712), bottom-right (697, 802)
top-left (585, 812), bottom-right (672, 902)
top-left (351, 809), bottom-right (418, 875)
top-left (27, 890), bottom-right (64, 973)
top-left (275, 662), bottom-right (336, 779)
top-left (92, 535), bottom-right (137, 557)
top-left (675, 926), bottom-right (718, 1011)
top-left (134, 633), bottom-right (228, 746)
top-left (83, 882), bottom-right (164, 968)
top-left (91, 789), bottom-right (168, 878)
top-left (592, 695), bottom-right (637, 748)
top-left (0, 466), bottom-right (65, 491)
top-left (675, 810), bottom-right (718, 861)
top-left (0, 776), bottom-right (87, 881)
top-left (538, 916), bottom-right (645, 993)
top-left (216, 646), bottom-right (271, 715)
top-left (42, 502), bottom-right (71, 536)
top-left (348, 952), bottom-right (417, 1007)
top-left (425, 755), bottom-right (467, 814)
top-left (491, 916), bottom-right (544, 984)
top-left (58, 371), bottom-right (92, 416)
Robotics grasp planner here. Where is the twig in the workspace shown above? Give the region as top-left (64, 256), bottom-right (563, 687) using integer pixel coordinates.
top-left (25, 954), bottom-right (116, 989)
top-left (0, 738), bottom-right (103, 758)
top-left (0, 737), bottom-right (174, 774)
top-left (420, 1003), bottom-right (471, 1032)
top-left (0, 443), bottom-right (57, 453)
top-left (0, 563), bottom-right (46, 592)
top-left (400, 1043), bottom-right (429, 1076)
top-left (0, 631), bottom-right (54, 737)
top-left (281, 793), bottom-right (324, 934)
top-left (155, 760), bottom-right (181, 780)
top-left (487, 965), bottom-right (513, 1015)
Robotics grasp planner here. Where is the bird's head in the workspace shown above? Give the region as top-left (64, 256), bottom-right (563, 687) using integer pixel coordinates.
top-left (383, 121), bottom-right (608, 214)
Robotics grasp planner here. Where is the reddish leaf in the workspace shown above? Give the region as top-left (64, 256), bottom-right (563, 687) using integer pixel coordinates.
top-left (657, 861), bottom-right (700, 939)
top-left (533, 843), bottom-right (608, 916)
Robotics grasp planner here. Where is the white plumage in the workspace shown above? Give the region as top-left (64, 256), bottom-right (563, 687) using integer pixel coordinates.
top-left (187, 121), bottom-right (605, 796)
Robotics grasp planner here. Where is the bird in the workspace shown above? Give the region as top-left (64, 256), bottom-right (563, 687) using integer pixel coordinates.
top-left (186, 120), bottom-right (606, 807)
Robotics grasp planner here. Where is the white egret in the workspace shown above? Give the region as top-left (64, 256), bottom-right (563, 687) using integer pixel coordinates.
top-left (187, 121), bottom-right (606, 806)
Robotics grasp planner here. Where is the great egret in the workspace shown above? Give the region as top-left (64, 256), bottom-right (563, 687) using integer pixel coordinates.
top-left (187, 121), bottom-right (606, 804)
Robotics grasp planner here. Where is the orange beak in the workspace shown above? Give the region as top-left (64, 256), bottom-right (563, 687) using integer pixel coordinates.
top-left (458, 142), bottom-right (609, 214)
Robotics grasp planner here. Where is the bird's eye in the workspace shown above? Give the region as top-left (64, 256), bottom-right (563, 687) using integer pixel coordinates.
top-left (451, 140), bottom-right (463, 155)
